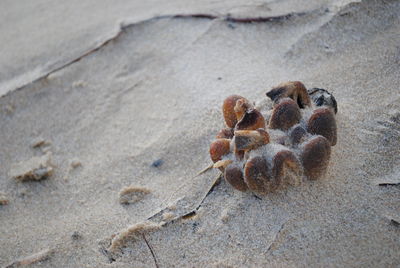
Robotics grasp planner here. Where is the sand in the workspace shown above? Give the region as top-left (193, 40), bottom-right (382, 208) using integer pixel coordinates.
top-left (0, 0), bottom-right (399, 267)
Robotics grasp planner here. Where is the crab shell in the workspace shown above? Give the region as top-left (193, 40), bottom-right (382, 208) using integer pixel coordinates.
top-left (209, 81), bottom-right (337, 194)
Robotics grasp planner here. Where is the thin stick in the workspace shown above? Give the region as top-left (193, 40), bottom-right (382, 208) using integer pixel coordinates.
top-left (142, 234), bottom-right (159, 268)
top-left (193, 162), bottom-right (214, 178)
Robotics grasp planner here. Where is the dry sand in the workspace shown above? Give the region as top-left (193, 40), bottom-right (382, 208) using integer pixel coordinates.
top-left (1, 0), bottom-right (399, 267)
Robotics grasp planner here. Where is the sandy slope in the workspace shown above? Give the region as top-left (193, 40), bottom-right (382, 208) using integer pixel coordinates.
top-left (0, 0), bottom-right (399, 267)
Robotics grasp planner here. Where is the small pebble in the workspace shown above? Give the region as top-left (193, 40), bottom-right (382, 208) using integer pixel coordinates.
top-left (71, 231), bottom-right (82, 240)
top-left (31, 137), bottom-right (50, 148)
top-left (70, 159), bottom-right (82, 168)
top-left (151, 159), bottom-right (163, 168)
top-left (0, 193), bottom-right (9, 205)
top-left (72, 81), bottom-right (86, 88)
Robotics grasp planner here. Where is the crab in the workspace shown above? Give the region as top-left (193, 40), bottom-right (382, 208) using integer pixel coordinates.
top-left (209, 81), bottom-right (337, 195)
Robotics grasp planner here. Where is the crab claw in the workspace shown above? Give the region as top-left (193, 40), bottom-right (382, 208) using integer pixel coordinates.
top-left (209, 138), bottom-right (231, 163)
top-left (224, 163), bottom-right (248, 192)
top-left (307, 108), bottom-right (337, 146)
top-left (308, 88), bottom-right (338, 114)
top-left (266, 81), bottom-right (311, 109)
top-left (269, 98), bottom-right (301, 131)
top-left (300, 135), bottom-right (331, 179)
top-left (244, 146), bottom-right (302, 194)
top-left (222, 95), bottom-right (251, 128)
top-left (233, 129), bottom-right (270, 151)
top-left (235, 109), bottom-right (266, 130)
top-left (216, 128), bottom-right (234, 139)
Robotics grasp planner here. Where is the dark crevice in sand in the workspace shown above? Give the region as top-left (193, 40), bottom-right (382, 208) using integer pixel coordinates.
top-left (2, 8), bottom-right (321, 99)
top-left (377, 182), bottom-right (400, 186)
top-left (225, 12), bottom-right (306, 23)
top-left (173, 13), bottom-right (218, 20)
top-left (174, 10), bottom-right (308, 23)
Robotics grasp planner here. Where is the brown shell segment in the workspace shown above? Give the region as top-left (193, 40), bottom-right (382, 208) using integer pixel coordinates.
top-left (244, 155), bottom-right (273, 194)
top-left (269, 98), bottom-right (301, 131)
top-left (272, 150), bottom-right (303, 184)
top-left (235, 109), bottom-right (266, 130)
top-left (223, 95), bottom-right (248, 128)
top-left (266, 81), bottom-right (311, 109)
top-left (233, 129), bottom-right (270, 151)
top-left (209, 138), bottom-right (231, 163)
top-left (300, 136), bottom-right (331, 179)
top-left (234, 98), bottom-right (252, 121)
top-left (216, 128), bottom-right (234, 139)
top-left (224, 164), bottom-right (248, 192)
top-left (307, 108), bottom-right (337, 146)
top-left (289, 125), bottom-right (307, 145)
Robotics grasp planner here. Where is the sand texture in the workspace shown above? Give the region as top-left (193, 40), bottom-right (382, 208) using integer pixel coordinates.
top-left (1, 0), bottom-right (399, 267)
